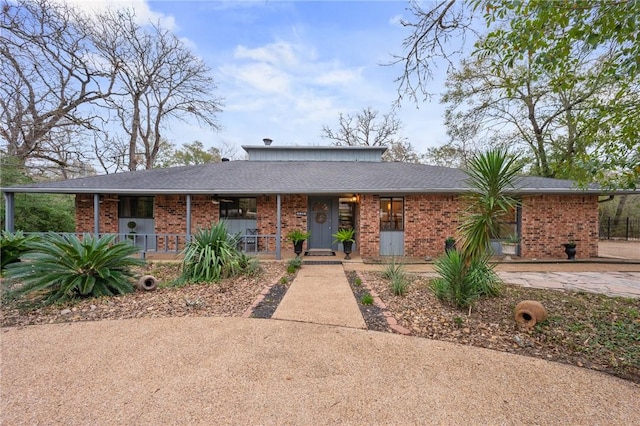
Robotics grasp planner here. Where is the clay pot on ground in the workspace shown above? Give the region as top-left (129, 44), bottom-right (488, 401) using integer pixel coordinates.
top-left (514, 300), bottom-right (548, 327)
top-left (137, 275), bottom-right (158, 291)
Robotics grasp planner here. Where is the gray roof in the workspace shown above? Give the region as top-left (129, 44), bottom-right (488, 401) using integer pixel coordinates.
top-left (2, 160), bottom-right (604, 195)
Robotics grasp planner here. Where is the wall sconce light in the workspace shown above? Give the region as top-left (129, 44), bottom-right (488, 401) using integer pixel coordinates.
top-left (351, 194), bottom-right (358, 203)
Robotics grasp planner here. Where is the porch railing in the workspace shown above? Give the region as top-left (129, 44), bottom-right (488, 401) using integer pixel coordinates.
top-left (24, 232), bottom-right (278, 258)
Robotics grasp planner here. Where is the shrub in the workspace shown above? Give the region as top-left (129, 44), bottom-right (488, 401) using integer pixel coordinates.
top-left (1, 231), bottom-right (38, 271)
top-left (391, 275), bottom-right (409, 296)
top-left (287, 257), bottom-right (302, 272)
top-left (382, 257), bottom-right (406, 281)
top-left (180, 222), bottom-right (254, 283)
top-left (360, 293), bottom-right (374, 305)
top-left (431, 250), bottom-right (502, 309)
top-left (354, 277), bottom-right (362, 286)
top-left (3, 233), bottom-right (143, 304)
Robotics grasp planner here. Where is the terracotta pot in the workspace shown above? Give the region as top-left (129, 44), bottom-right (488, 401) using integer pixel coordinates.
top-left (514, 300), bottom-right (547, 327)
top-left (137, 275), bottom-right (158, 291)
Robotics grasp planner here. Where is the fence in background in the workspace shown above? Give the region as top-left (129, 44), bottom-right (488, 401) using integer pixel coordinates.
top-left (599, 217), bottom-right (640, 240)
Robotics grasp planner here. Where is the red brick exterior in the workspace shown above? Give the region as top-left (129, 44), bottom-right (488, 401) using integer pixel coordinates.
top-left (403, 194), bottom-right (462, 257)
top-left (520, 195), bottom-right (599, 259)
top-left (74, 192), bottom-right (599, 259)
top-left (75, 194), bottom-right (118, 234)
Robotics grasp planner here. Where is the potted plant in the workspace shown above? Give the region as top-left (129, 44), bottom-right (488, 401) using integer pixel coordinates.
top-left (501, 234), bottom-right (519, 256)
top-left (332, 228), bottom-right (355, 259)
top-left (562, 241), bottom-right (577, 260)
top-left (444, 236), bottom-right (456, 253)
top-left (286, 229), bottom-right (310, 257)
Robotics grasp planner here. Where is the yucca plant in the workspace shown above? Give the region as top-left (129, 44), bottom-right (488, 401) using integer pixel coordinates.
top-left (458, 148), bottom-right (522, 261)
top-left (180, 222), bottom-right (247, 283)
top-left (3, 233), bottom-right (143, 304)
top-left (1, 230), bottom-right (38, 271)
top-left (431, 249), bottom-right (479, 309)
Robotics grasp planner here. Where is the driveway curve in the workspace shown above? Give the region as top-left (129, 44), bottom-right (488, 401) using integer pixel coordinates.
top-left (2, 317), bottom-right (638, 425)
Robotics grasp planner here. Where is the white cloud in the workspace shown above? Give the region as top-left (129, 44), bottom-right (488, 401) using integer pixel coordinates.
top-left (389, 14), bottom-right (404, 26)
top-left (60, 0), bottom-right (177, 30)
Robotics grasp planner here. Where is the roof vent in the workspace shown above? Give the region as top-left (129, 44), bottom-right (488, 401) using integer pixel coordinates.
top-left (221, 158), bottom-right (230, 162)
top-left (263, 138), bottom-right (273, 146)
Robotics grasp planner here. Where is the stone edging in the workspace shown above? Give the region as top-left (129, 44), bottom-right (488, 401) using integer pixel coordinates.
top-left (242, 281), bottom-right (278, 318)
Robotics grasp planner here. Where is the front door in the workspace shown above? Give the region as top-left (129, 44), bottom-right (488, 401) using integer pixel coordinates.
top-left (307, 197), bottom-right (334, 249)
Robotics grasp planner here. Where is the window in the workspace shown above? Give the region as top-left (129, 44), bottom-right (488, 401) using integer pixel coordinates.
top-left (119, 196), bottom-right (154, 218)
top-left (380, 197), bottom-right (403, 231)
top-left (220, 197), bottom-right (257, 219)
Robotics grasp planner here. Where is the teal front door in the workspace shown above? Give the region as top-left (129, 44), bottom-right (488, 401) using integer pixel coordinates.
top-left (307, 197), bottom-right (334, 249)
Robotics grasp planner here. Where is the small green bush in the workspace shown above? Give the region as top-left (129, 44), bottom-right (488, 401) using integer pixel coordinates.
top-left (287, 257), bottom-right (302, 271)
top-left (3, 233), bottom-right (143, 304)
top-left (431, 251), bottom-right (502, 309)
top-left (1, 231), bottom-right (38, 271)
top-left (279, 276), bottom-right (289, 284)
top-left (180, 222), bottom-right (251, 283)
top-left (360, 293), bottom-right (374, 305)
top-left (391, 275), bottom-right (409, 296)
top-left (354, 277), bottom-right (362, 286)
top-left (382, 257), bottom-right (406, 281)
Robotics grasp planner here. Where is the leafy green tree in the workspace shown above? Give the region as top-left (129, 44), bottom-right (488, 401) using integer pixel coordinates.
top-left (157, 141), bottom-right (222, 168)
top-left (0, 155), bottom-right (75, 232)
top-left (396, 0), bottom-right (640, 188)
top-left (3, 233), bottom-right (144, 304)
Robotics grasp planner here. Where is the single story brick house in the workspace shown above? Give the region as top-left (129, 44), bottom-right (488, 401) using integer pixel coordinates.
top-left (2, 144), bottom-right (612, 260)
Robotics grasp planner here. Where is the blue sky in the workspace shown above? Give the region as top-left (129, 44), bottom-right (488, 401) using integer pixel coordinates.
top-left (78, 1), bottom-right (451, 157)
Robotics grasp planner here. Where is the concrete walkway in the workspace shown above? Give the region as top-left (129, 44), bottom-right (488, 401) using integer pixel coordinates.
top-left (273, 264), bottom-right (366, 328)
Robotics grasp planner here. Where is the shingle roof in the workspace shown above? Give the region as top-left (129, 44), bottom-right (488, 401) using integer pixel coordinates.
top-left (1, 160), bottom-right (603, 195)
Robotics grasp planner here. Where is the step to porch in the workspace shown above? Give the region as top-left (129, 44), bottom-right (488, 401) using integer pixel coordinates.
top-left (304, 249), bottom-right (336, 256)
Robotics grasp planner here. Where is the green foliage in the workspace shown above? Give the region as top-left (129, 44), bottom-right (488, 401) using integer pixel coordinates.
top-left (179, 222), bottom-right (251, 283)
top-left (286, 229), bottom-right (310, 243)
top-left (332, 228), bottom-right (355, 243)
top-left (390, 275), bottom-right (409, 297)
top-left (459, 149), bottom-right (521, 260)
top-left (360, 293), bottom-right (374, 305)
top-left (354, 277), bottom-right (362, 286)
top-left (0, 156), bottom-right (75, 232)
top-left (156, 140), bottom-right (222, 168)
top-left (3, 233), bottom-right (143, 304)
top-left (279, 276), bottom-right (289, 285)
top-left (382, 257), bottom-right (405, 280)
top-left (0, 231), bottom-right (38, 271)
top-left (287, 256), bottom-right (302, 269)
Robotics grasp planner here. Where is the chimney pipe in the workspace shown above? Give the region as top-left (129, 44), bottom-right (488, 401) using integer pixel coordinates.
top-left (263, 138), bottom-right (273, 146)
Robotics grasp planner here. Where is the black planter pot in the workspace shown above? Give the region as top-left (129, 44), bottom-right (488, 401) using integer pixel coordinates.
top-left (445, 240), bottom-right (456, 254)
top-left (563, 244), bottom-right (577, 260)
top-left (342, 241), bottom-right (353, 260)
top-left (293, 240), bottom-right (304, 257)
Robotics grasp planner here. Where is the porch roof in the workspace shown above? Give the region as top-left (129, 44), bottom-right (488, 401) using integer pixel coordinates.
top-left (2, 160), bottom-right (604, 195)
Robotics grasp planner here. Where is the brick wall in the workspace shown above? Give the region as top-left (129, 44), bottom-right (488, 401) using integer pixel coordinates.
top-left (358, 194), bottom-right (380, 257)
top-left (404, 194), bottom-right (462, 257)
top-left (257, 195), bottom-right (308, 252)
top-left (75, 194), bottom-right (118, 234)
top-left (520, 194), bottom-right (599, 259)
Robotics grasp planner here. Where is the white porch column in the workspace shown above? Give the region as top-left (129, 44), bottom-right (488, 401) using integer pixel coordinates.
top-left (276, 194), bottom-right (282, 260)
top-left (93, 194), bottom-right (100, 236)
top-left (186, 194), bottom-right (192, 242)
top-left (3, 192), bottom-right (15, 232)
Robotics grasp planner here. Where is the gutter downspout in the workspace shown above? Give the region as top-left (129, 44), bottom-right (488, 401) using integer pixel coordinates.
top-left (598, 195), bottom-right (615, 203)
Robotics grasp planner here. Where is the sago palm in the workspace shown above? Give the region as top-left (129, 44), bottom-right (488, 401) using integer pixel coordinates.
top-left (4, 233), bottom-right (144, 304)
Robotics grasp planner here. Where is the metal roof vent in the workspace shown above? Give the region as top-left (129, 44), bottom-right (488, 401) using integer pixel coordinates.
top-left (263, 138), bottom-right (273, 146)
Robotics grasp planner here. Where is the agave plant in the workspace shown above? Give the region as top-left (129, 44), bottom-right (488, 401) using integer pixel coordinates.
top-left (3, 233), bottom-right (144, 304)
top-left (180, 221), bottom-right (247, 283)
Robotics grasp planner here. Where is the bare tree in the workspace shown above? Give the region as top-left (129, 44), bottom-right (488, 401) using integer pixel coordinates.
top-left (0, 0), bottom-right (117, 172)
top-left (91, 8), bottom-right (223, 170)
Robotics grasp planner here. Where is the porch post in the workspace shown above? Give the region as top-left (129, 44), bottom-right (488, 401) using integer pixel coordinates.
top-left (93, 194), bottom-right (100, 236)
top-left (276, 194), bottom-right (282, 260)
top-left (186, 194), bottom-right (192, 242)
top-left (3, 192), bottom-right (15, 232)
